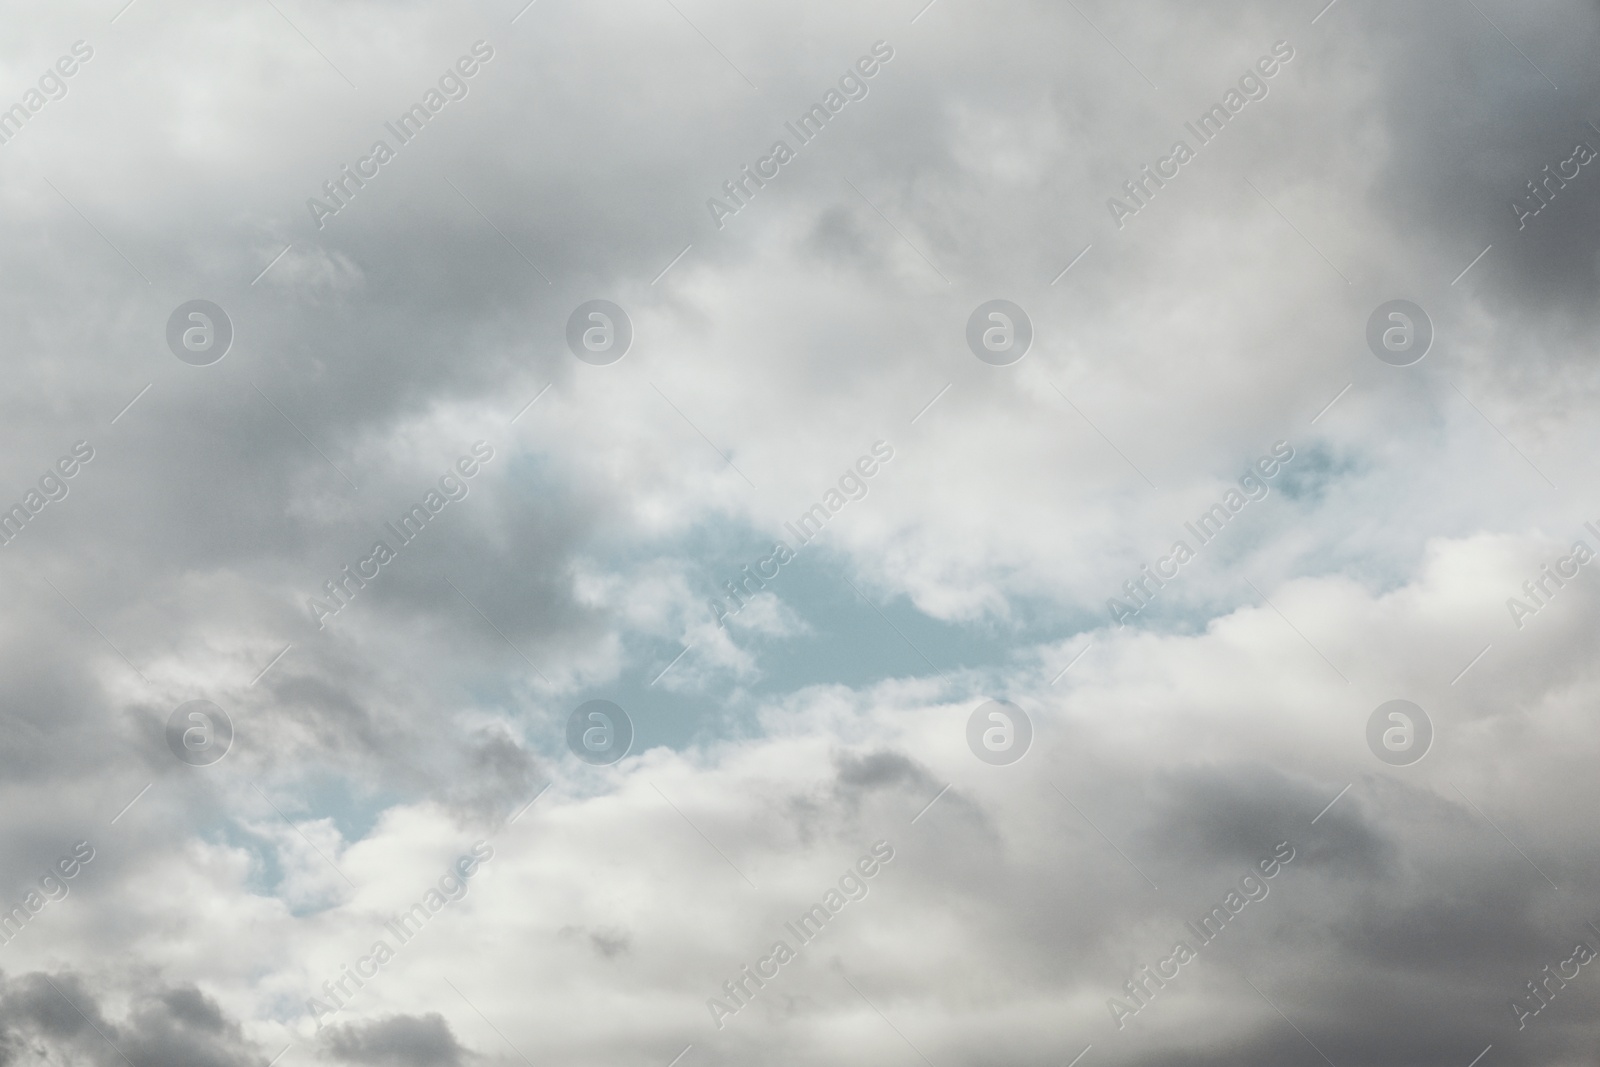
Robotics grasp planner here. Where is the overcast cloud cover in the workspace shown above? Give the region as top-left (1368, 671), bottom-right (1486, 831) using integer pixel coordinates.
top-left (3, 0), bottom-right (1600, 1064)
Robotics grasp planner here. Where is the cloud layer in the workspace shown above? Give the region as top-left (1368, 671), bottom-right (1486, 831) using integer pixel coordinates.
top-left (3, 0), bottom-right (1600, 1065)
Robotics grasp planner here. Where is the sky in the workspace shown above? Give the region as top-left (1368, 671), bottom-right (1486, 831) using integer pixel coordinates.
top-left (1, 0), bottom-right (1600, 1065)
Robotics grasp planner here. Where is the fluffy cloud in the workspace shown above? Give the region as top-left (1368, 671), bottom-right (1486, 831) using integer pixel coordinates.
top-left (4, 0), bottom-right (1600, 1064)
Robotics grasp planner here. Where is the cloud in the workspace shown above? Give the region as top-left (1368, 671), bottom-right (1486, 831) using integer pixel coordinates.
top-left (7, 0), bottom-right (1600, 1065)
top-left (322, 1014), bottom-right (464, 1067)
top-left (0, 972), bottom-right (260, 1067)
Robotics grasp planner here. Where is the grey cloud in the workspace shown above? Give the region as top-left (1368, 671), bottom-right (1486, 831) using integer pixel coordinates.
top-left (323, 1013), bottom-right (464, 1067)
top-left (1351, 0), bottom-right (1600, 351)
top-left (9, 2), bottom-right (1600, 1067)
top-left (0, 972), bottom-right (258, 1067)
top-left (830, 748), bottom-right (936, 796)
top-left (443, 727), bottom-right (546, 824)
top-left (558, 924), bottom-right (633, 959)
top-left (1144, 763), bottom-right (1394, 880)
